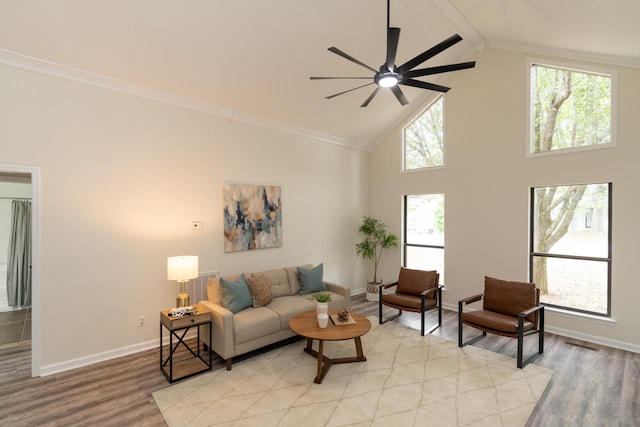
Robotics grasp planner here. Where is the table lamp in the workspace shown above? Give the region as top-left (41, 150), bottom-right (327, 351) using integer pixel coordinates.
top-left (167, 255), bottom-right (198, 307)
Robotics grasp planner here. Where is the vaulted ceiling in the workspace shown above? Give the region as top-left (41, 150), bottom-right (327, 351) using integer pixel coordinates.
top-left (1, 0), bottom-right (638, 150)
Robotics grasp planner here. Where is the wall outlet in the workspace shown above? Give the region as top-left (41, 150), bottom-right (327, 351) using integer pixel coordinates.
top-left (138, 316), bottom-right (145, 327)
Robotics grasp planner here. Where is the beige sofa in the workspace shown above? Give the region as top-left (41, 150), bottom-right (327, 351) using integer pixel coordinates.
top-left (199, 264), bottom-right (351, 370)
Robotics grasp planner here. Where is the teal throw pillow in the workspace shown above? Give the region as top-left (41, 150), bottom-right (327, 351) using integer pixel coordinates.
top-left (298, 263), bottom-right (326, 295)
top-left (219, 273), bottom-right (253, 314)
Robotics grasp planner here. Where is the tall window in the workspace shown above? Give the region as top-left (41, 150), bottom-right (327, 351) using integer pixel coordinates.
top-left (528, 59), bottom-right (616, 156)
top-left (530, 183), bottom-right (612, 316)
top-left (403, 96), bottom-right (444, 171)
top-left (404, 194), bottom-right (445, 280)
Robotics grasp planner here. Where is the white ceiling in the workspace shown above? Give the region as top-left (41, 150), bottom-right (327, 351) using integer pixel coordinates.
top-left (1, 0), bottom-right (638, 150)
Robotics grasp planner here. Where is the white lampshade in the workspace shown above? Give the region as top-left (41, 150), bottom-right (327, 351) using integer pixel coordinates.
top-left (167, 256), bottom-right (199, 282)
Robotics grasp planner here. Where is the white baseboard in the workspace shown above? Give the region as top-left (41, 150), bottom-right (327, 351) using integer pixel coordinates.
top-left (545, 325), bottom-right (640, 354)
top-left (39, 329), bottom-right (206, 377)
top-left (441, 302), bottom-right (459, 313)
top-left (352, 288), bottom-right (366, 296)
top-left (39, 299), bottom-right (639, 377)
top-left (39, 339), bottom-right (159, 377)
top-left (442, 302), bottom-right (640, 354)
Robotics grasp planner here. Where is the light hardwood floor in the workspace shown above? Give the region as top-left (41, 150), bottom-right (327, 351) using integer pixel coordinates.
top-left (0, 295), bottom-right (638, 426)
top-left (0, 308), bottom-right (30, 346)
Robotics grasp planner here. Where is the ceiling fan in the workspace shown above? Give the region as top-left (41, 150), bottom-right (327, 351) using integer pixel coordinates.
top-left (311, 0), bottom-right (476, 107)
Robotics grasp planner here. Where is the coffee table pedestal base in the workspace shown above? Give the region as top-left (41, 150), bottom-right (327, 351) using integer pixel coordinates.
top-left (303, 337), bottom-right (367, 384)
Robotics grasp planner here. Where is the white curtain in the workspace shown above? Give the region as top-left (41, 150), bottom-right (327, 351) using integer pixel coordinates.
top-left (7, 200), bottom-right (31, 307)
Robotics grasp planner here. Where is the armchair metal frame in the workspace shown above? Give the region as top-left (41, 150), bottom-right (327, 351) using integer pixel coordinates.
top-left (378, 276), bottom-right (443, 336)
top-left (458, 292), bottom-right (545, 368)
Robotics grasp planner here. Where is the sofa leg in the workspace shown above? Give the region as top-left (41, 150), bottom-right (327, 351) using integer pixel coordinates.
top-left (225, 359), bottom-right (232, 371)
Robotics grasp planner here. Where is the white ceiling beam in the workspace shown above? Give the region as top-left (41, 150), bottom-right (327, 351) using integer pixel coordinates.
top-left (431, 0), bottom-right (486, 52)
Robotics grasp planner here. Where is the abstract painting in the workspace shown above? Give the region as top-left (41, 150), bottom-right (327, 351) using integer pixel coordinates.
top-left (223, 182), bottom-right (282, 252)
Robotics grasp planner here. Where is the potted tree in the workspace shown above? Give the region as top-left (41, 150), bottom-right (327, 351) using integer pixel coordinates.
top-left (355, 215), bottom-right (399, 301)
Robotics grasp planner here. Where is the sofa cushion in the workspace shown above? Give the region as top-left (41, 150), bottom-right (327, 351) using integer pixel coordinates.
top-left (298, 264), bottom-right (327, 295)
top-left (219, 274), bottom-right (253, 314)
top-left (249, 268), bottom-right (291, 298)
top-left (397, 267), bottom-right (438, 297)
top-left (268, 295), bottom-right (316, 329)
top-left (207, 278), bottom-right (222, 306)
top-left (483, 276), bottom-right (537, 320)
top-left (246, 274), bottom-right (273, 308)
top-left (207, 274), bottom-right (242, 306)
top-left (286, 264), bottom-right (312, 295)
top-left (233, 307), bottom-right (281, 344)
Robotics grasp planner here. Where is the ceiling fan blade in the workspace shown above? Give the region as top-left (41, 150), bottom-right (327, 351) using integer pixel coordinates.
top-left (401, 79), bottom-right (450, 93)
top-left (310, 76), bottom-right (372, 80)
top-left (404, 61), bottom-right (476, 78)
top-left (397, 34), bottom-right (463, 74)
top-left (328, 47), bottom-right (378, 73)
top-left (386, 27), bottom-right (401, 71)
top-left (326, 82), bottom-right (375, 99)
top-left (390, 85), bottom-right (409, 106)
top-left (360, 87), bottom-right (380, 107)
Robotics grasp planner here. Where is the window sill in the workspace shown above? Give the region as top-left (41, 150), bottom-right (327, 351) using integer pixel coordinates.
top-left (544, 306), bottom-right (616, 325)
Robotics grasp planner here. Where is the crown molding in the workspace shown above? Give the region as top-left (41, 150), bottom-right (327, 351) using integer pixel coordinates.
top-left (0, 49), bottom-right (362, 150)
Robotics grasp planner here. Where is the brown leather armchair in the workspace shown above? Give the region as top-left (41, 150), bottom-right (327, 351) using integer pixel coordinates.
top-left (378, 267), bottom-right (443, 336)
top-left (458, 276), bottom-right (545, 368)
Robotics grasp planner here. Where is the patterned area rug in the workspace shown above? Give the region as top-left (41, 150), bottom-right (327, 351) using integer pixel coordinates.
top-left (153, 318), bottom-right (552, 426)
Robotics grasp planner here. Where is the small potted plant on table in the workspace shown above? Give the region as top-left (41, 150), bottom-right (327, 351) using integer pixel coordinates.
top-left (312, 292), bottom-right (331, 327)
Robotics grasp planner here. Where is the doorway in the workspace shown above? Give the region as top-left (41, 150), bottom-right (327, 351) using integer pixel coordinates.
top-left (0, 164), bottom-right (40, 377)
top-left (0, 178), bottom-right (31, 311)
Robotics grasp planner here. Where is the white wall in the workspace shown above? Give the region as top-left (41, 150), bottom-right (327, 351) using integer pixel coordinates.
top-left (0, 63), bottom-right (370, 372)
top-left (369, 48), bottom-right (640, 351)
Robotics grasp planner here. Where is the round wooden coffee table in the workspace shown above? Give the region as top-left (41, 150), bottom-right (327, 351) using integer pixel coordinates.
top-left (289, 310), bottom-right (371, 384)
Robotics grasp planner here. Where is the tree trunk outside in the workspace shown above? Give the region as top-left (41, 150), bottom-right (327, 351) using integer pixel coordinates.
top-left (534, 185), bottom-right (586, 294)
top-left (533, 70), bottom-right (580, 295)
top-left (534, 257), bottom-right (548, 294)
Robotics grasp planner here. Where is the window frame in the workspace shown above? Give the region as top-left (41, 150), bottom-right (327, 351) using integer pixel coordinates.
top-left (528, 182), bottom-right (612, 317)
top-left (401, 95), bottom-right (446, 173)
top-left (403, 194), bottom-right (445, 275)
top-left (526, 58), bottom-right (618, 158)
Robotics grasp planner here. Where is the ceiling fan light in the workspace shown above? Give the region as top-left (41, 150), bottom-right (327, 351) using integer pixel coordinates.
top-left (378, 75), bottom-right (398, 87)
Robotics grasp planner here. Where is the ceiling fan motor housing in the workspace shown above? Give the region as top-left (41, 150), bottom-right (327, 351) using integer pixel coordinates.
top-left (375, 66), bottom-right (402, 87)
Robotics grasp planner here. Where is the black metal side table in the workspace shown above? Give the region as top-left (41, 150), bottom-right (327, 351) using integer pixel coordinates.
top-left (160, 303), bottom-right (212, 383)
